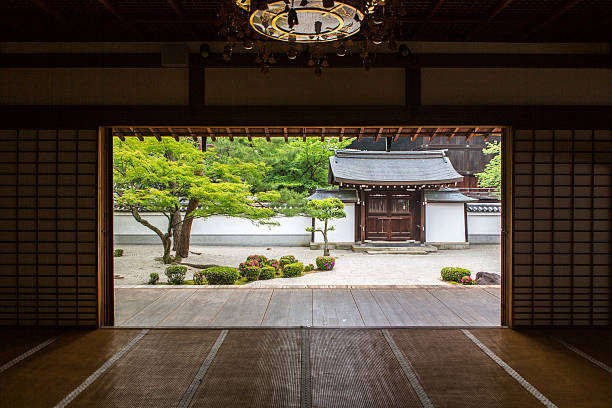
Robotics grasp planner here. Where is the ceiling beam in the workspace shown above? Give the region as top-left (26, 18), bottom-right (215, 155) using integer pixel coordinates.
top-left (411, 128), bottom-right (422, 142)
top-left (374, 128), bottom-right (382, 142)
top-left (206, 127), bottom-right (216, 142)
top-left (97, 0), bottom-right (126, 23)
top-left (29, 0), bottom-right (65, 23)
top-left (447, 128), bottom-right (459, 142)
top-left (393, 127), bottom-right (403, 142)
top-left (187, 128), bottom-right (198, 142)
top-left (97, 0), bottom-right (142, 38)
top-left (166, 0), bottom-right (185, 19)
top-left (430, 128), bottom-right (443, 143)
top-left (412, 0), bottom-right (445, 39)
top-left (466, 0), bottom-right (515, 39)
top-left (466, 128), bottom-right (479, 143)
top-left (524, 0), bottom-right (584, 40)
top-left (149, 127), bottom-right (162, 141)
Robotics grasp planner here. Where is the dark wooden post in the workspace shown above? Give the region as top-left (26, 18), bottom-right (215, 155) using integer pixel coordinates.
top-left (360, 189), bottom-right (366, 243)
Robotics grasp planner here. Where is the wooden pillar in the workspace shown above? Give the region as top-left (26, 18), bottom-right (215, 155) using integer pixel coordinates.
top-left (420, 188), bottom-right (426, 243)
top-left (360, 188), bottom-right (366, 243)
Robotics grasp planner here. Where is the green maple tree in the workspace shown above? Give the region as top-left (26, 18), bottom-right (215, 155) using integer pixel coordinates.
top-left (113, 137), bottom-right (278, 263)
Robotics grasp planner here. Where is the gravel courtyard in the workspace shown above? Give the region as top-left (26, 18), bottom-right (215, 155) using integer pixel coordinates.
top-left (114, 244), bottom-right (501, 286)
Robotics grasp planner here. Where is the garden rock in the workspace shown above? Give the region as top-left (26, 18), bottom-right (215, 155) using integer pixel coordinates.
top-left (475, 272), bottom-right (501, 285)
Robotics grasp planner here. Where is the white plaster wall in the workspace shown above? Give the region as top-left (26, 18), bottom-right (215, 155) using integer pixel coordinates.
top-left (467, 213), bottom-right (501, 236)
top-left (312, 203), bottom-right (356, 243)
top-left (421, 68), bottom-right (612, 105)
top-left (114, 212), bottom-right (311, 236)
top-left (425, 203), bottom-right (466, 243)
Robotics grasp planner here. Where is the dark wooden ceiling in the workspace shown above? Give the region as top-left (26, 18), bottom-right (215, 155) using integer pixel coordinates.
top-left (1, 0), bottom-right (610, 42)
top-left (112, 127), bottom-right (503, 142)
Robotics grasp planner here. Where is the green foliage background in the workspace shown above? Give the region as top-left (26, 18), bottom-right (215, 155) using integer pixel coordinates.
top-left (475, 141), bottom-right (501, 192)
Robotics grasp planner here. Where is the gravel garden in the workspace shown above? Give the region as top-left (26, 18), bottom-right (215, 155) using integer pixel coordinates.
top-left (113, 244), bottom-right (501, 287)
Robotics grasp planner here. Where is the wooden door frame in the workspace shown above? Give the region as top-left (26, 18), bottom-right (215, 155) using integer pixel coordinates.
top-left (96, 125), bottom-right (512, 328)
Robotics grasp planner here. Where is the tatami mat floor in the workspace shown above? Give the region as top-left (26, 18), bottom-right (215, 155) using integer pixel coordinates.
top-left (1, 327), bottom-right (610, 407)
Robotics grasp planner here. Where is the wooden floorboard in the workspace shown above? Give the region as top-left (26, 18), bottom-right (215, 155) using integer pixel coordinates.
top-left (114, 288), bottom-right (169, 325)
top-left (262, 289), bottom-right (313, 326)
top-left (369, 290), bottom-right (411, 326)
top-left (114, 287), bottom-right (501, 327)
top-left (157, 289), bottom-right (234, 327)
top-left (483, 287), bottom-right (501, 299)
top-left (395, 289), bottom-right (469, 326)
top-left (313, 289), bottom-right (364, 326)
top-left (351, 290), bottom-right (391, 326)
top-left (211, 289), bottom-right (273, 326)
top-left (428, 288), bottom-right (499, 326)
top-left (121, 289), bottom-right (196, 327)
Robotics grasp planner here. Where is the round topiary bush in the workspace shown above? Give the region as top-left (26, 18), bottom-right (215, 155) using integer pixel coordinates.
top-left (316, 256), bottom-right (335, 271)
top-left (268, 258), bottom-right (280, 271)
top-left (244, 265), bottom-right (261, 281)
top-left (193, 271), bottom-right (205, 285)
top-left (283, 262), bottom-right (304, 278)
top-left (246, 254), bottom-right (268, 266)
top-left (461, 276), bottom-right (475, 285)
top-left (280, 255), bottom-right (297, 270)
top-left (148, 272), bottom-right (159, 285)
top-left (165, 265), bottom-right (187, 285)
top-left (441, 267), bottom-right (471, 283)
top-left (204, 266), bottom-right (239, 285)
top-left (304, 264), bottom-right (315, 272)
top-left (259, 266), bottom-right (276, 280)
top-left (238, 260), bottom-right (259, 277)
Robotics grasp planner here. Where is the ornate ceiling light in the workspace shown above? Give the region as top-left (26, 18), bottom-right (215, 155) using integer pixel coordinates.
top-left (218, 0), bottom-right (402, 74)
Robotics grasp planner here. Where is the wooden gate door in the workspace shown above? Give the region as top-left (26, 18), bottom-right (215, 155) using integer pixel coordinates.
top-left (365, 192), bottom-right (414, 240)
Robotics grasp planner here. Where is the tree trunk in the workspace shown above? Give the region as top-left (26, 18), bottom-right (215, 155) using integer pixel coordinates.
top-left (171, 208), bottom-right (182, 251)
top-left (130, 207), bottom-right (174, 264)
top-left (323, 219), bottom-right (330, 256)
top-left (161, 235), bottom-right (173, 264)
top-left (174, 198), bottom-right (199, 259)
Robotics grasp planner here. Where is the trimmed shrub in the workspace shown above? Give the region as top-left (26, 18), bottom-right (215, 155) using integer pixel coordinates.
top-left (165, 265), bottom-right (187, 285)
top-left (246, 254), bottom-right (268, 266)
top-left (304, 264), bottom-right (315, 272)
top-left (193, 271), bottom-right (205, 285)
top-left (279, 255), bottom-right (297, 269)
top-left (113, 249), bottom-right (124, 257)
top-left (283, 262), bottom-right (304, 278)
top-left (204, 266), bottom-right (239, 285)
top-left (316, 256), bottom-right (335, 271)
top-left (259, 266), bottom-right (276, 280)
top-left (148, 272), bottom-right (159, 285)
top-left (461, 276), bottom-right (476, 285)
top-left (244, 265), bottom-right (261, 281)
top-left (238, 260), bottom-right (259, 277)
top-left (441, 267), bottom-right (471, 283)
top-left (268, 258), bottom-right (280, 271)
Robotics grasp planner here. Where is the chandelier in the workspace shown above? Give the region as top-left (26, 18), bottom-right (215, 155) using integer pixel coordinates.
top-left (216, 0), bottom-right (402, 74)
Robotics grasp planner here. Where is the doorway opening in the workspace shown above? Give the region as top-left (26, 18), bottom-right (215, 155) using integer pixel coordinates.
top-left (101, 126), bottom-right (508, 328)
